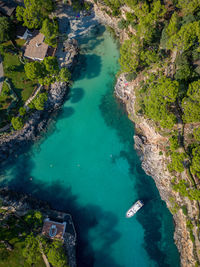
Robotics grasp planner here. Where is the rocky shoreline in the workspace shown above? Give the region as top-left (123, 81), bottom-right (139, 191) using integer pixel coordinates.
top-left (0, 26), bottom-right (79, 163)
top-left (115, 73), bottom-right (197, 267)
top-left (0, 1), bottom-right (197, 266)
top-left (86, 1), bottom-right (199, 265)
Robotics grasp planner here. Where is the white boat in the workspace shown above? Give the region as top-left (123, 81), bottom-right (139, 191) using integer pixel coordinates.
top-left (126, 200), bottom-right (144, 218)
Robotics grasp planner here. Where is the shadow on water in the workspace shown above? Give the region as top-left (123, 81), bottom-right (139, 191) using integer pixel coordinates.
top-left (99, 83), bottom-right (180, 267)
top-left (0, 154), bottom-right (122, 267)
top-left (57, 106), bottom-right (75, 120)
top-left (72, 53), bottom-right (102, 82)
top-left (70, 88), bottom-right (85, 103)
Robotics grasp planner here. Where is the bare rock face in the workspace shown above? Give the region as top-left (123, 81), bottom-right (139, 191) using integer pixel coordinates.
top-left (115, 74), bottom-right (196, 267)
top-left (87, 0), bottom-right (130, 42)
top-left (60, 39), bottom-right (79, 68)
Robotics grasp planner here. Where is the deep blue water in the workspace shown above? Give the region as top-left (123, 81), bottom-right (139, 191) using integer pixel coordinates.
top-left (0, 27), bottom-right (180, 267)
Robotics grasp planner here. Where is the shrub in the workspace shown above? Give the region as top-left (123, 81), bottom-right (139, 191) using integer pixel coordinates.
top-left (33, 92), bottom-right (48, 110)
top-left (11, 117), bottom-right (23, 130)
top-left (19, 107), bottom-right (26, 117)
top-left (168, 152), bottom-right (186, 173)
top-left (118, 19), bottom-right (129, 30)
top-left (181, 205), bottom-right (188, 216)
top-left (22, 233), bottom-right (41, 265)
top-left (126, 72), bottom-right (137, 82)
top-left (169, 135), bottom-right (179, 151)
top-left (47, 240), bottom-right (68, 267)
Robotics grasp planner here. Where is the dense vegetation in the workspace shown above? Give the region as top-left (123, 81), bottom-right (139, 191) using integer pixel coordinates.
top-left (102, 0), bottom-right (200, 197)
top-left (0, 208), bottom-right (69, 267)
top-left (0, 0), bottom-right (72, 131)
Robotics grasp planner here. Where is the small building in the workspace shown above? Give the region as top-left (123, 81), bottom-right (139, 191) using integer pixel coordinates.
top-left (42, 218), bottom-right (66, 240)
top-left (0, 0), bottom-right (16, 17)
top-left (24, 31), bottom-right (49, 61)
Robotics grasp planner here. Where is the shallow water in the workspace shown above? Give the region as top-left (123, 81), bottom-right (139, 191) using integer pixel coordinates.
top-left (1, 28), bottom-right (180, 267)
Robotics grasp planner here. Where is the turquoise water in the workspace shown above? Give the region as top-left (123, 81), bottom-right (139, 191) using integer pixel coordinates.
top-left (1, 28), bottom-right (180, 267)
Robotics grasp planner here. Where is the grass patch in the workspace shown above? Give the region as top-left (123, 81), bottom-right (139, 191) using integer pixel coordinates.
top-left (1, 40), bottom-right (37, 104)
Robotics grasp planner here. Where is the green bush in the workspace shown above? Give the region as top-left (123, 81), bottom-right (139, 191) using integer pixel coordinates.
top-left (19, 107), bottom-right (26, 117)
top-left (168, 152), bottom-right (186, 173)
top-left (47, 240), bottom-right (68, 267)
top-left (33, 92), bottom-right (48, 111)
top-left (22, 233), bottom-right (41, 265)
top-left (169, 135), bottom-right (179, 151)
top-left (11, 116), bottom-right (23, 130)
top-left (126, 72), bottom-right (137, 82)
top-left (190, 230), bottom-right (195, 243)
top-left (181, 205), bottom-right (188, 216)
top-left (194, 128), bottom-right (200, 141)
top-left (118, 19), bottom-right (129, 30)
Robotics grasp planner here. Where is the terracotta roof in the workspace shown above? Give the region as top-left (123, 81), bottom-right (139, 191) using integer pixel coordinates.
top-left (24, 32), bottom-right (48, 61)
top-left (42, 220), bottom-right (66, 240)
top-left (0, 1), bottom-right (16, 16)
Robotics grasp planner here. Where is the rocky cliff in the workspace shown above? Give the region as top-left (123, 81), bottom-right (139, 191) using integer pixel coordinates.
top-left (115, 73), bottom-right (199, 267)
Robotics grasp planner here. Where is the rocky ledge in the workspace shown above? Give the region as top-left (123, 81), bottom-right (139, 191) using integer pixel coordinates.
top-left (115, 73), bottom-right (197, 267)
top-left (0, 39), bottom-right (79, 163)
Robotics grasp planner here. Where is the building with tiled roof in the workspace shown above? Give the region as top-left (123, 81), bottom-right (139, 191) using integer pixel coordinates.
top-left (42, 218), bottom-right (66, 240)
top-left (24, 31), bottom-right (49, 61)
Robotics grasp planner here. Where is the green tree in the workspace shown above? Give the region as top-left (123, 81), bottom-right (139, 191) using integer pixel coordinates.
top-left (118, 19), bottom-right (129, 29)
top-left (59, 67), bottom-right (71, 82)
top-left (188, 188), bottom-right (200, 200)
top-left (168, 152), bottom-right (186, 172)
top-left (173, 179), bottom-right (189, 197)
top-left (22, 233), bottom-right (41, 265)
top-left (135, 1), bottom-right (166, 44)
top-left (19, 107), bottom-right (26, 117)
top-left (16, 0), bottom-right (53, 29)
top-left (25, 61), bottom-right (45, 80)
top-left (178, 0), bottom-right (200, 15)
top-left (194, 127), bottom-right (200, 141)
top-left (168, 21), bottom-right (200, 51)
top-left (43, 56), bottom-right (59, 76)
top-left (144, 76), bottom-right (178, 128)
top-left (119, 37), bottom-right (140, 72)
top-left (24, 210), bottom-right (43, 229)
top-left (0, 17), bottom-right (12, 43)
top-left (47, 240), bottom-right (68, 267)
top-left (187, 80), bottom-right (200, 101)
top-left (175, 64), bottom-right (191, 81)
top-left (182, 98), bottom-right (200, 122)
top-left (41, 18), bottom-right (58, 47)
top-left (166, 12), bottom-right (180, 37)
top-left (33, 92), bottom-right (48, 110)
top-left (191, 146), bottom-right (200, 178)
top-left (11, 117), bottom-right (23, 130)
top-left (169, 135), bottom-right (179, 151)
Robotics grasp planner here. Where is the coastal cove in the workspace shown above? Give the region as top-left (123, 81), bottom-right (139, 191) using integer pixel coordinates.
top-left (0, 27), bottom-right (180, 267)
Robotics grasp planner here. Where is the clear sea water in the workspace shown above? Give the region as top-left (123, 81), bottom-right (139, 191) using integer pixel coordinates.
top-left (0, 28), bottom-right (180, 267)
